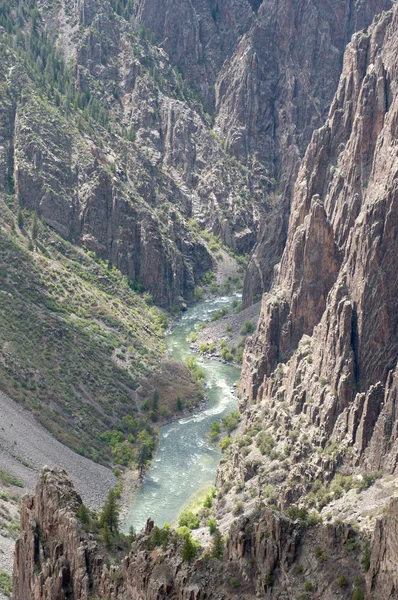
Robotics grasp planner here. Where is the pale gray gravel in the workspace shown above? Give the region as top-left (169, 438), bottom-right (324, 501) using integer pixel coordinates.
top-left (0, 389), bottom-right (116, 508)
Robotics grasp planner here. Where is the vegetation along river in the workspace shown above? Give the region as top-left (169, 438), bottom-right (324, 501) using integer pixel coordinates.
top-left (124, 294), bottom-right (241, 532)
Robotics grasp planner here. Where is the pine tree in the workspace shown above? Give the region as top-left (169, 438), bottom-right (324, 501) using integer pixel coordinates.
top-left (152, 390), bottom-right (159, 412)
top-left (32, 212), bottom-right (39, 240)
top-left (211, 529), bottom-right (224, 559)
top-left (100, 489), bottom-right (119, 533)
top-left (182, 535), bottom-right (197, 561)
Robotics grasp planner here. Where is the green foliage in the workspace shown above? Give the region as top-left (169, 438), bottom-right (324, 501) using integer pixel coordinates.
top-left (176, 397), bottom-right (183, 411)
top-left (149, 524), bottom-right (171, 549)
top-left (182, 535), bottom-right (197, 560)
top-left (208, 518), bottom-right (217, 534)
top-left (77, 503), bottom-right (90, 526)
top-left (208, 421), bottom-right (221, 442)
top-left (353, 589), bottom-right (365, 600)
top-left (264, 571), bottom-right (274, 588)
top-left (100, 489), bottom-right (119, 534)
top-left (219, 436), bottom-right (232, 452)
top-left (222, 411), bottom-right (240, 434)
top-left (232, 501), bottom-right (244, 515)
top-left (230, 577), bottom-right (240, 588)
top-left (305, 582), bottom-right (313, 591)
top-left (203, 493), bottom-right (213, 508)
top-left (314, 546), bottom-right (328, 563)
top-left (256, 432), bottom-right (275, 456)
top-left (338, 575), bottom-right (348, 588)
top-left (211, 306), bottom-right (229, 321)
top-left (361, 539), bottom-right (371, 571)
top-left (211, 528), bottom-right (224, 559)
top-left (0, 468), bottom-right (23, 488)
top-left (286, 506), bottom-right (308, 521)
top-left (184, 355), bottom-right (205, 383)
top-left (178, 510), bottom-right (200, 530)
top-left (199, 342), bottom-right (209, 354)
top-left (0, 569), bottom-right (12, 597)
top-left (240, 320), bottom-right (254, 335)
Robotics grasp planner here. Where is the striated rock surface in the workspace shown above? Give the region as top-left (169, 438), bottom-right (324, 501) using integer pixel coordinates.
top-left (238, 0), bottom-right (392, 307)
top-left (242, 4), bottom-right (398, 405)
top-left (219, 4), bottom-right (398, 553)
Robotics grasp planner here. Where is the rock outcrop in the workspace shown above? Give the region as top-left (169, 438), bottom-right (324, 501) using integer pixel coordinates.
top-left (242, 3), bottom-right (398, 408)
top-left (238, 0), bottom-right (392, 307)
top-left (15, 467), bottom-right (391, 600)
top-left (228, 2), bottom-right (398, 538)
top-left (1, 0), bottom-right (390, 306)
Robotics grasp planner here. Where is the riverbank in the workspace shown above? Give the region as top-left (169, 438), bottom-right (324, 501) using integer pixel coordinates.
top-left (189, 300), bottom-right (260, 367)
top-left (122, 294), bottom-right (241, 534)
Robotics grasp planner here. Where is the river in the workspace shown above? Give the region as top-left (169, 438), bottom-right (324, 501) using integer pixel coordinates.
top-left (123, 294), bottom-right (241, 532)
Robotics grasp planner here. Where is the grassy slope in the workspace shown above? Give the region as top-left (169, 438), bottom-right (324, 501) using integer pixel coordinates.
top-left (0, 196), bottom-right (182, 464)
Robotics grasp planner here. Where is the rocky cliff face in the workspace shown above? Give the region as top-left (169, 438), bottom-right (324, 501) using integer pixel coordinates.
top-left (242, 3), bottom-right (398, 406)
top-left (230, 3), bottom-right (398, 530)
top-left (238, 0), bottom-right (392, 307)
top-left (13, 466), bottom-right (398, 600)
top-left (1, 0), bottom-right (390, 306)
top-left (12, 467), bottom-right (390, 600)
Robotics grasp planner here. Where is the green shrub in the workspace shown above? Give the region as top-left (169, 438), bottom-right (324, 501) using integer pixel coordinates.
top-left (0, 569), bottom-right (12, 597)
top-left (361, 539), bottom-right (371, 571)
top-left (0, 468), bottom-right (23, 488)
top-left (305, 582), bottom-right (313, 591)
top-left (220, 436), bottom-right (232, 452)
top-left (264, 571), bottom-right (273, 587)
top-left (353, 589), bottom-right (365, 600)
top-left (208, 518), bottom-right (217, 534)
top-left (178, 510), bottom-right (200, 529)
top-left (240, 320), bottom-right (254, 335)
top-left (338, 575), bottom-right (348, 588)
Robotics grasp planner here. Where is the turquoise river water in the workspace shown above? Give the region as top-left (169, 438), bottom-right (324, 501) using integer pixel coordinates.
top-left (124, 294), bottom-right (241, 532)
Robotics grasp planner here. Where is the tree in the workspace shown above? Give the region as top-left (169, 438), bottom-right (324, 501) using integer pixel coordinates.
top-left (152, 390), bottom-right (159, 412)
top-left (176, 397), bottom-right (183, 411)
top-left (211, 529), bottom-right (224, 559)
top-left (18, 212), bottom-right (24, 229)
top-left (137, 442), bottom-right (150, 476)
top-left (182, 534), bottom-right (198, 561)
top-left (100, 489), bottom-right (119, 533)
top-left (77, 503), bottom-right (90, 525)
top-left (32, 212), bottom-right (39, 240)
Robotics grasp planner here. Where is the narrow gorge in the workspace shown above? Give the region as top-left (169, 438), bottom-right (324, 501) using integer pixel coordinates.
top-left (0, 0), bottom-right (397, 599)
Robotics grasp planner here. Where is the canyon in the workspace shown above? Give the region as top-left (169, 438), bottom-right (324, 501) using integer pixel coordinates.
top-left (0, 0), bottom-right (397, 598)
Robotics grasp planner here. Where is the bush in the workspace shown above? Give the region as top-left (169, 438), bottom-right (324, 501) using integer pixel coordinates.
top-left (199, 342), bottom-right (209, 354)
top-left (240, 321), bottom-right (254, 335)
top-left (264, 571), bottom-right (273, 588)
top-left (232, 501), bottom-right (244, 515)
top-left (256, 432), bottom-right (275, 456)
top-left (353, 590), bottom-right (365, 600)
top-left (305, 582), bottom-right (313, 591)
top-left (0, 569), bottom-right (12, 597)
top-left (211, 529), bottom-right (224, 558)
top-left (208, 518), bottom-right (217, 534)
top-left (230, 578), bottom-right (240, 588)
top-left (77, 503), bottom-right (90, 525)
top-left (220, 436), bottom-right (232, 452)
top-left (178, 510), bottom-right (200, 529)
top-left (209, 421), bottom-right (221, 442)
top-left (181, 533), bottom-right (199, 561)
top-left (338, 575), bottom-right (348, 588)
top-left (361, 539), bottom-right (371, 571)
